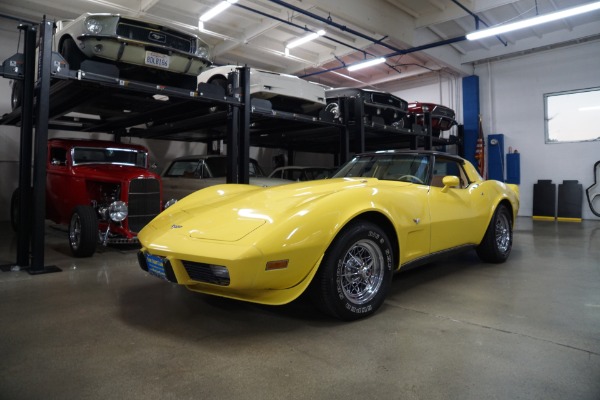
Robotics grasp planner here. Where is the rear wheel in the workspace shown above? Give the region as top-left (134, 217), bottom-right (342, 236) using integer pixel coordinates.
top-left (476, 204), bottom-right (513, 263)
top-left (69, 206), bottom-right (98, 257)
top-left (310, 221), bottom-right (394, 320)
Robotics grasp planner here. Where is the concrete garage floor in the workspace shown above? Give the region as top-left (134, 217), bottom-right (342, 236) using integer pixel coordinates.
top-left (0, 217), bottom-right (599, 400)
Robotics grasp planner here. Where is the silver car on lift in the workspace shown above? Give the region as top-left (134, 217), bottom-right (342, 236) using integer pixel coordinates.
top-left (161, 154), bottom-right (289, 201)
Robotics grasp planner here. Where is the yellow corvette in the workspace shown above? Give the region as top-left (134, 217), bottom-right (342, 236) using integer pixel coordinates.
top-left (138, 150), bottom-right (519, 320)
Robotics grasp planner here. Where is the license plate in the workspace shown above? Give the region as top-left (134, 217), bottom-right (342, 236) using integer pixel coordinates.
top-left (146, 253), bottom-right (167, 279)
top-left (145, 51), bottom-right (170, 69)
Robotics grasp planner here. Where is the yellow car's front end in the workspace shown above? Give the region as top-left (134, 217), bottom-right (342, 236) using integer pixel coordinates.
top-left (138, 180), bottom-right (370, 305)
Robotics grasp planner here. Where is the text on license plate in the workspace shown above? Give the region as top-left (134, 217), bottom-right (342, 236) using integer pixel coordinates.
top-left (146, 253), bottom-right (167, 279)
top-left (145, 51), bottom-right (170, 69)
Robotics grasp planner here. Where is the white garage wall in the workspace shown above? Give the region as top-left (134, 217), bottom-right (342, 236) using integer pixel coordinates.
top-left (475, 40), bottom-right (600, 221)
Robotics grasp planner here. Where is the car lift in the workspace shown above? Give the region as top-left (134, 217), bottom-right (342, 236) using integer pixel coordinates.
top-left (0, 16), bottom-right (448, 273)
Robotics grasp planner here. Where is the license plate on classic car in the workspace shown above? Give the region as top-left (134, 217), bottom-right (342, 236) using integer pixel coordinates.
top-left (145, 253), bottom-right (167, 279)
top-left (145, 51), bottom-right (170, 69)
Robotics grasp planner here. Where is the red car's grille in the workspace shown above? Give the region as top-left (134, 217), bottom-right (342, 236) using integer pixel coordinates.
top-left (127, 178), bottom-right (161, 233)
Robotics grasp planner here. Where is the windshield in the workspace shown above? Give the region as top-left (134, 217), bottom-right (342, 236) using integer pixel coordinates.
top-left (164, 157), bottom-right (266, 178)
top-left (204, 157), bottom-right (266, 177)
top-left (72, 147), bottom-right (147, 167)
top-left (333, 153), bottom-right (430, 183)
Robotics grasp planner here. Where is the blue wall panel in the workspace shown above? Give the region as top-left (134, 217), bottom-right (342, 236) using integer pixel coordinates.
top-left (462, 75), bottom-right (479, 167)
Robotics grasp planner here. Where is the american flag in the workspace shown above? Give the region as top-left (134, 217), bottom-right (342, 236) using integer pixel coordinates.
top-left (474, 114), bottom-right (485, 178)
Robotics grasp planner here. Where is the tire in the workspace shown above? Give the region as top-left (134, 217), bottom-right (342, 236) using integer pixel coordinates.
top-left (60, 38), bottom-right (85, 70)
top-left (476, 204), bottom-right (513, 263)
top-left (209, 77), bottom-right (229, 95)
top-left (10, 80), bottom-right (22, 110)
top-left (310, 220), bottom-right (394, 320)
top-left (68, 206), bottom-right (98, 257)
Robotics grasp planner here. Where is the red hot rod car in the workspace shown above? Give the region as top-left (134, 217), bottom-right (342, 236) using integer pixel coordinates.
top-left (11, 138), bottom-right (163, 257)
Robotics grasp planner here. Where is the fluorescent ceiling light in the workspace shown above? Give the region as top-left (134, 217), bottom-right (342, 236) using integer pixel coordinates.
top-left (467, 1), bottom-right (600, 40)
top-left (286, 30), bottom-right (326, 49)
top-left (347, 57), bottom-right (386, 72)
top-left (580, 105), bottom-right (600, 111)
top-left (200, 0), bottom-right (238, 23)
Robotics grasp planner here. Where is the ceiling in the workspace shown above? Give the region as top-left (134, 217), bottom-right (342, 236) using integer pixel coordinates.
top-left (1, 0), bottom-right (599, 91)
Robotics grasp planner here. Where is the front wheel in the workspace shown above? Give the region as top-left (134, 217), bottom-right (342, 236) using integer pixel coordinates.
top-left (60, 37), bottom-right (85, 70)
top-left (69, 206), bottom-right (98, 257)
top-left (310, 221), bottom-right (394, 320)
top-left (476, 204), bottom-right (513, 263)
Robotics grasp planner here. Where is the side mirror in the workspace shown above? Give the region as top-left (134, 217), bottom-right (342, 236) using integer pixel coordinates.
top-left (441, 176), bottom-right (460, 192)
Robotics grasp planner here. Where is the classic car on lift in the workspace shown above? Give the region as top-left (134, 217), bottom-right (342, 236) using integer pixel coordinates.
top-left (11, 138), bottom-right (163, 257)
top-left (408, 102), bottom-right (457, 136)
top-left (161, 154), bottom-right (289, 201)
top-left (197, 65), bottom-right (328, 114)
top-left (137, 150), bottom-right (519, 320)
top-left (325, 88), bottom-right (409, 128)
top-left (11, 12), bottom-right (212, 109)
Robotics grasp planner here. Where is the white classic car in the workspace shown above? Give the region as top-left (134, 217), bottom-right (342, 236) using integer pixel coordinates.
top-left (11, 13), bottom-right (213, 109)
top-left (161, 154), bottom-right (289, 201)
top-left (56, 13), bottom-right (212, 89)
top-left (197, 65), bottom-right (327, 114)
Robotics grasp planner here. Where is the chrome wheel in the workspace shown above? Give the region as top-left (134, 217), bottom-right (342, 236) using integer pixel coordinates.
top-left (476, 204), bottom-right (513, 263)
top-left (68, 206), bottom-right (98, 257)
top-left (495, 212), bottom-right (511, 254)
top-left (69, 214), bottom-right (82, 251)
top-left (310, 221), bottom-right (393, 320)
top-left (339, 239), bottom-right (386, 305)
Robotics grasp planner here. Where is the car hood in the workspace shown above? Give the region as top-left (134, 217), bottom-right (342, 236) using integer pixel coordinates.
top-left (146, 177), bottom-right (398, 242)
top-left (72, 164), bottom-right (159, 181)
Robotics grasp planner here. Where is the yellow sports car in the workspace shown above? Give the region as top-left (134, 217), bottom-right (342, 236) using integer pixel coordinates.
top-left (137, 150), bottom-right (519, 320)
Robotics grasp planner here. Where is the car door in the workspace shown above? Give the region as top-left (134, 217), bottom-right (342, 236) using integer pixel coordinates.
top-left (428, 156), bottom-right (483, 252)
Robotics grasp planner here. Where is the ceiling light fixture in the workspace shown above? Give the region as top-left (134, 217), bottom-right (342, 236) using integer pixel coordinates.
top-left (466, 1), bottom-right (600, 40)
top-left (199, 0), bottom-right (238, 30)
top-left (347, 57), bottom-right (386, 72)
top-left (286, 30), bottom-right (326, 50)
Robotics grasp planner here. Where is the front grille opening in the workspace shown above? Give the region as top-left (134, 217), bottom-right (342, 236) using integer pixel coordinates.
top-left (116, 19), bottom-right (194, 53)
top-left (182, 261), bottom-right (230, 286)
top-left (128, 178), bottom-right (161, 233)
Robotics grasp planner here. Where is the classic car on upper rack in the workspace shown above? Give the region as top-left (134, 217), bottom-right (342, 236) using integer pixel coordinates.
top-left (197, 65), bottom-right (328, 114)
top-left (58, 13), bottom-right (212, 87)
top-left (408, 102), bottom-right (457, 136)
top-left (137, 150), bottom-right (520, 320)
top-left (10, 13), bottom-right (212, 109)
top-left (325, 88), bottom-right (409, 128)
top-left (11, 138), bottom-right (163, 257)
top-left (161, 154), bottom-right (289, 201)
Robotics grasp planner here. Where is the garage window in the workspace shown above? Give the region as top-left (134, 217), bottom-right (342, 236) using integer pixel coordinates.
top-left (544, 87), bottom-right (600, 143)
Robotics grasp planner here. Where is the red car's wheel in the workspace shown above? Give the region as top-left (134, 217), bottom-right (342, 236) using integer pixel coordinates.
top-left (69, 206), bottom-right (98, 258)
top-left (311, 220), bottom-right (394, 320)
